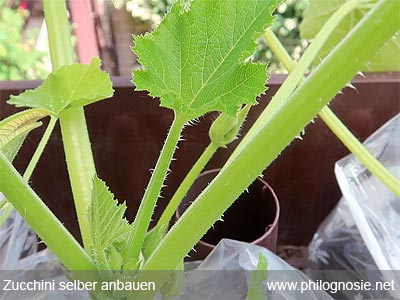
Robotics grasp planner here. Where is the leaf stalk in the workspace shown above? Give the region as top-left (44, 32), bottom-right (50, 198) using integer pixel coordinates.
top-left (157, 142), bottom-right (218, 230)
top-left (128, 113), bottom-right (187, 262)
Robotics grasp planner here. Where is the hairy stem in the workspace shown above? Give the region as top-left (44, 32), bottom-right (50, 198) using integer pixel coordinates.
top-left (150, 106), bottom-right (251, 257)
top-left (127, 112), bottom-right (187, 261)
top-left (157, 143), bottom-right (218, 230)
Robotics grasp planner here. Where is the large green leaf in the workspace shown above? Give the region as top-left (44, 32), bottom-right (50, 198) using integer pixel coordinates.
top-left (300, 0), bottom-right (400, 71)
top-left (132, 0), bottom-right (278, 120)
top-left (8, 57), bottom-right (114, 115)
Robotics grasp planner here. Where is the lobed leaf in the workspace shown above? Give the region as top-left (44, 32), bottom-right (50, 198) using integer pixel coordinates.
top-left (8, 57), bottom-right (114, 116)
top-left (132, 0), bottom-right (278, 120)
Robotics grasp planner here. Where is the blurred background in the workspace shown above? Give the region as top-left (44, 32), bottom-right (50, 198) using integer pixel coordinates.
top-left (0, 0), bottom-right (309, 79)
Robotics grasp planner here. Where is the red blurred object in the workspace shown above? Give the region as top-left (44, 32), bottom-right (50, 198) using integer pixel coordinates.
top-left (19, 0), bottom-right (28, 10)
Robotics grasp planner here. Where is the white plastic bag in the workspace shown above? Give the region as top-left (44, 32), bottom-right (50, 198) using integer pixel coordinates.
top-left (0, 204), bottom-right (88, 299)
top-left (182, 239), bottom-right (333, 300)
top-left (0, 220), bottom-right (333, 300)
top-left (308, 114), bottom-right (400, 299)
top-left (0, 206), bottom-right (39, 270)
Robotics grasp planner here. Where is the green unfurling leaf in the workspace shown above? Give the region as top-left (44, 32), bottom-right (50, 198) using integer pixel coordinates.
top-left (0, 109), bottom-right (48, 162)
top-left (132, 0), bottom-right (277, 120)
top-left (8, 57), bottom-right (114, 116)
top-left (300, 0), bottom-right (400, 71)
top-left (88, 177), bottom-right (132, 270)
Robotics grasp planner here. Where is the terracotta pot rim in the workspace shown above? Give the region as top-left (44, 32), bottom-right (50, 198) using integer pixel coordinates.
top-left (176, 168), bottom-right (280, 250)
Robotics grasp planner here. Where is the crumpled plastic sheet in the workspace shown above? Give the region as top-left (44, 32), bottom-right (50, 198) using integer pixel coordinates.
top-left (0, 206), bottom-right (38, 270)
top-left (308, 114), bottom-right (400, 299)
top-left (181, 239), bottom-right (333, 300)
top-left (0, 203), bottom-right (88, 299)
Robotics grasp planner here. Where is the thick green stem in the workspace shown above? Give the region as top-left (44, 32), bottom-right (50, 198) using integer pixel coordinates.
top-left (44, 0), bottom-right (96, 250)
top-left (58, 110), bottom-right (96, 250)
top-left (43, 0), bottom-right (75, 69)
top-left (133, 1), bottom-right (399, 297)
top-left (319, 107), bottom-right (400, 197)
top-left (157, 143), bottom-right (218, 230)
top-left (127, 113), bottom-right (187, 261)
top-left (0, 151), bottom-right (96, 271)
top-left (263, 9), bottom-right (400, 197)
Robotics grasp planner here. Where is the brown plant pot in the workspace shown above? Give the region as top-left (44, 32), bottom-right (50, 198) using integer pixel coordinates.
top-left (176, 169), bottom-right (280, 261)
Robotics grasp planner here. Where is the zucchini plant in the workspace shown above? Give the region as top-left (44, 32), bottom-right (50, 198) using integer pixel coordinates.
top-left (0, 0), bottom-right (399, 298)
